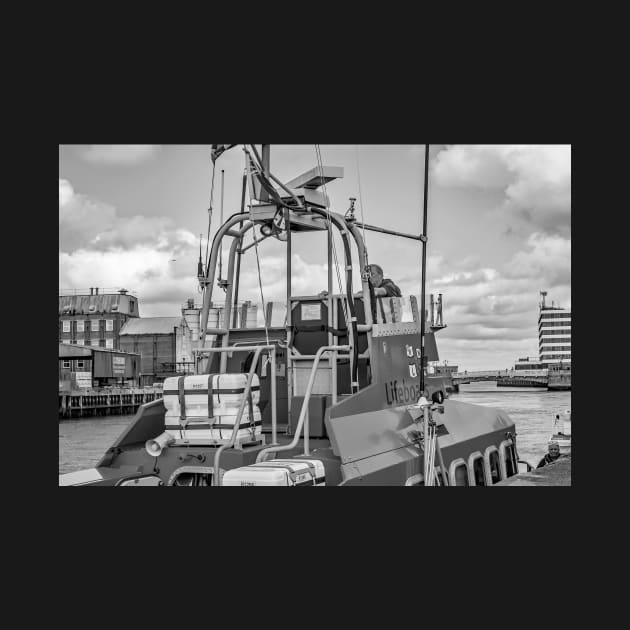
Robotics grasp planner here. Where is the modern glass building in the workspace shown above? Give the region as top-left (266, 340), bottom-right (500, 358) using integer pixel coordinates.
top-left (538, 291), bottom-right (571, 367)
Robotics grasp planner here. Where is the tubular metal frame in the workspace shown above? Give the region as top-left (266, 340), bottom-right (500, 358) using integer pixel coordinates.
top-left (255, 345), bottom-right (350, 463)
top-left (191, 344), bottom-right (277, 485)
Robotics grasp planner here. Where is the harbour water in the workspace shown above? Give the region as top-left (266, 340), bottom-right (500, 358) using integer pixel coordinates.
top-left (58, 381), bottom-right (570, 475)
top-left (450, 382), bottom-right (570, 467)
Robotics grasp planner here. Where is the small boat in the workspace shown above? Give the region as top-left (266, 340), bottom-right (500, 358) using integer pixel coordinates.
top-left (549, 409), bottom-right (571, 454)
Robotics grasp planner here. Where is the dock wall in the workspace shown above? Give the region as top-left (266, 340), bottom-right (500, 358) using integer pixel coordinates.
top-left (59, 387), bottom-right (163, 419)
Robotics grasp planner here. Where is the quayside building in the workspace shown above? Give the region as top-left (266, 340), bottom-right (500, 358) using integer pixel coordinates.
top-left (538, 291), bottom-right (571, 367)
top-left (59, 288), bottom-right (139, 350)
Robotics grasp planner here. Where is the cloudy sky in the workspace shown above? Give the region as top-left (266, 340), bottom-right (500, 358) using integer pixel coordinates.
top-left (59, 144), bottom-right (571, 370)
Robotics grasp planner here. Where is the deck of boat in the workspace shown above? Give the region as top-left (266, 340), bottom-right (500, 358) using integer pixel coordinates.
top-left (494, 455), bottom-right (571, 486)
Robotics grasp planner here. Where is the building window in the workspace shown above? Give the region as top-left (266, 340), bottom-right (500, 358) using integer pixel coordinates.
top-left (76, 360), bottom-right (85, 370)
top-left (99, 339), bottom-right (106, 348)
top-left (130, 301), bottom-right (135, 313)
top-left (62, 360), bottom-right (71, 369)
top-left (77, 320), bottom-right (84, 332)
top-left (538, 312), bottom-right (571, 321)
top-left (106, 319), bottom-right (114, 331)
top-left (106, 338), bottom-right (114, 348)
top-left (63, 320), bottom-right (71, 333)
top-left (76, 339), bottom-right (84, 346)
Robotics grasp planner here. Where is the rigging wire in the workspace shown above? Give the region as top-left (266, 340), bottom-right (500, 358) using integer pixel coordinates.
top-left (314, 144), bottom-right (350, 327)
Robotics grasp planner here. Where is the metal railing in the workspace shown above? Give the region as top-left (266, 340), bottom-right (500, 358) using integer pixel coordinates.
top-left (59, 287), bottom-right (138, 296)
top-left (452, 369), bottom-right (549, 378)
top-left (256, 345), bottom-right (350, 463)
top-left (192, 344), bottom-right (277, 486)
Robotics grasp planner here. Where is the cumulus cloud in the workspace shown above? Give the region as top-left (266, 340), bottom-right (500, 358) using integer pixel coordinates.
top-left (59, 178), bottom-right (202, 315)
top-left (58, 181), bottom-right (336, 317)
top-left (59, 178), bottom-right (195, 254)
top-left (432, 268), bottom-right (498, 287)
top-left (59, 179), bottom-right (117, 250)
top-left (423, 228), bottom-right (570, 369)
top-left (505, 232), bottom-right (571, 286)
top-left (78, 145), bottom-right (160, 165)
top-left (432, 145), bottom-right (571, 236)
top-left (233, 251), bottom-right (333, 305)
top-left (59, 246), bottom-right (200, 316)
top-left (59, 178), bottom-right (74, 206)
top-left (435, 336), bottom-right (539, 372)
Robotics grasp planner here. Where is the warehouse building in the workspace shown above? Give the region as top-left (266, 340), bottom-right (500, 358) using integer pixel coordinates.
top-left (119, 317), bottom-right (194, 386)
top-left (59, 288), bottom-right (139, 350)
top-left (59, 343), bottom-right (140, 391)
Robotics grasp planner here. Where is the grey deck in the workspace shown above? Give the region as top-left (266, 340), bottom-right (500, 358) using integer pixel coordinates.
top-left (495, 455), bottom-right (571, 486)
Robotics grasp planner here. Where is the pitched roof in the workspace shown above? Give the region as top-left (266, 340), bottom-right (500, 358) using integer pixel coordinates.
top-left (119, 317), bottom-right (182, 335)
top-left (58, 343), bottom-right (140, 358)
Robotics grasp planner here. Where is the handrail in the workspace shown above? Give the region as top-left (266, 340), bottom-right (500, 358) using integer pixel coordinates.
top-left (255, 345), bottom-right (350, 463)
top-left (289, 353), bottom-right (350, 361)
top-left (188, 344), bottom-right (277, 486)
top-left (205, 328), bottom-right (228, 335)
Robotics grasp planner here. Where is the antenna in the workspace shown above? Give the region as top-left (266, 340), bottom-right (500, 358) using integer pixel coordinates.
top-left (218, 169), bottom-right (225, 287)
top-left (540, 290), bottom-right (547, 309)
top-left (419, 145), bottom-right (429, 394)
top-left (197, 234), bottom-right (204, 278)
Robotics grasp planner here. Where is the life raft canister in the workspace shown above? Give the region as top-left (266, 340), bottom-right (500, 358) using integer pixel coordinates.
top-left (222, 459), bottom-right (326, 486)
top-left (162, 374), bottom-right (262, 443)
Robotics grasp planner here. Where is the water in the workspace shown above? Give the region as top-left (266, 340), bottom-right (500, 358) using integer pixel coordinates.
top-left (58, 382), bottom-right (570, 475)
top-left (450, 381), bottom-right (570, 466)
top-left (59, 415), bottom-right (134, 475)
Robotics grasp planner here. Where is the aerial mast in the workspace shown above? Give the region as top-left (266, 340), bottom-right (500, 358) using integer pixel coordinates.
top-left (260, 145), bottom-right (271, 202)
top-left (419, 145), bottom-right (430, 394)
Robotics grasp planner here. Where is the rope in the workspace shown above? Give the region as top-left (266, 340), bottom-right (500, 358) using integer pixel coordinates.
top-left (423, 405), bottom-right (440, 486)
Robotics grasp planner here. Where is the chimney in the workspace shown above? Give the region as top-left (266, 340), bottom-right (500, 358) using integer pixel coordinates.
top-left (90, 287), bottom-right (93, 295)
top-left (119, 288), bottom-right (128, 295)
top-left (95, 287), bottom-right (99, 295)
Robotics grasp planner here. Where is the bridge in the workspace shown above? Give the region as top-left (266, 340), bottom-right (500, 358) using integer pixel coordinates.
top-left (452, 369), bottom-right (548, 387)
